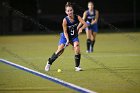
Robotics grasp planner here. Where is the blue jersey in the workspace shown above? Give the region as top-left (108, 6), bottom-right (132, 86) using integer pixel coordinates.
top-left (85, 10), bottom-right (98, 32)
top-left (65, 15), bottom-right (79, 40)
top-left (86, 10), bottom-right (96, 23)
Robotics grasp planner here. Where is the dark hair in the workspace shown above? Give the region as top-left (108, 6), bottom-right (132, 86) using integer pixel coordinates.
top-left (88, 1), bottom-right (94, 5)
top-left (65, 2), bottom-right (73, 9)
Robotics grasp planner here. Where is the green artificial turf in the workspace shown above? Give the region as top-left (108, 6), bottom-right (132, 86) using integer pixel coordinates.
top-left (0, 32), bottom-right (140, 93)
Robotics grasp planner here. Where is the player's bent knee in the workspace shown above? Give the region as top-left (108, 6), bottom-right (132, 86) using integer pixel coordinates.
top-left (74, 44), bottom-right (79, 48)
top-left (74, 47), bottom-right (80, 54)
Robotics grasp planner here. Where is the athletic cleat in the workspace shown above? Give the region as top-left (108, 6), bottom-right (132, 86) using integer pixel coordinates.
top-left (90, 49), bottom-right (94, 53)
top-left (86, 50), bottom-right (90, 53)
top-left (75, 67), bottom-right (83, 71)
top-left (45, 62), bottom-right (51, 71)
top-left (90, 46), bottom-right (94, 53)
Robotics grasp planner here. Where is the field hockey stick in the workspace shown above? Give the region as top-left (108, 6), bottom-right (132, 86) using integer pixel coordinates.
top-left (56, 34), bottom-right (79, 57)
top-left (56, 43), bottom-right (68, 56)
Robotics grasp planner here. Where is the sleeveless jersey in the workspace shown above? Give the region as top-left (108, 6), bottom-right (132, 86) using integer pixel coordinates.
top-left (65, 15), bottom-right (79, 40)
top-left (85, 10), bottom-right (96, 23)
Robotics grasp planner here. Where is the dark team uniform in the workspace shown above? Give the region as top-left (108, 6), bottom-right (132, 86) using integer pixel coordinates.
top-left (85, 10), bottom-right (98, 32)
top-left (59, 15), bottom-right (79, 45)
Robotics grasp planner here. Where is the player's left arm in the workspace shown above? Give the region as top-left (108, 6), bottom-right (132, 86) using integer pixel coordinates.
top-left (77, 11), bottom-right (87, 30)
top-left (77, 15), bottom-right (88, 34)
top-left (91, 10), bottom-right (99, 25)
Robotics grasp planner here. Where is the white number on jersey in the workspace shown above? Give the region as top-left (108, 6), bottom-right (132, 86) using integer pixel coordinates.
top-left (70, 27), bottom-right (74, 35)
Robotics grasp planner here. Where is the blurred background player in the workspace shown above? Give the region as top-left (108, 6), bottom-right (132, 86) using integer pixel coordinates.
top-left (82, 1), bottom-right (99, 53)
top-left (45, 2), bottom-right (87, 71)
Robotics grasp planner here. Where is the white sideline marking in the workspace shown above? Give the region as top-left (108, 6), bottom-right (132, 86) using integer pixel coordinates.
top-left (0, 59), bottom-right (96, 93)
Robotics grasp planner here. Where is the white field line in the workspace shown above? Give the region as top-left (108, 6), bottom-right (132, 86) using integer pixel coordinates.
top-left (0, 59), bottom-right (97, 93)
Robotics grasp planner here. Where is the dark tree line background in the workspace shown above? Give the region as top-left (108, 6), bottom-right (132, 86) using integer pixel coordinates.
top-left (0, 0), bottom-right (139, 35)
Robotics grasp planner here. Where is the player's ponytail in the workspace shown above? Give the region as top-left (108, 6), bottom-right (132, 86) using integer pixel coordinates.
top-left (65, 2), bottom-right (73, 9)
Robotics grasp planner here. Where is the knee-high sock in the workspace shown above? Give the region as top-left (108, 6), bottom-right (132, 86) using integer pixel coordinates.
top-left (75, 54), bottom-right (81, 67)
top-left (48, 53), bottom-right (58, 65)
top-left (87, 39), bottom-right (91, 51)
top-left (91, 40), bottom-right (95, 51)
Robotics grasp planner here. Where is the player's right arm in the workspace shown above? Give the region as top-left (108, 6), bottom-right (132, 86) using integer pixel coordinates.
top-left (62, 18), bottom-right (69, 45)
top-left (82, 11), bottom-right (87, 21)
